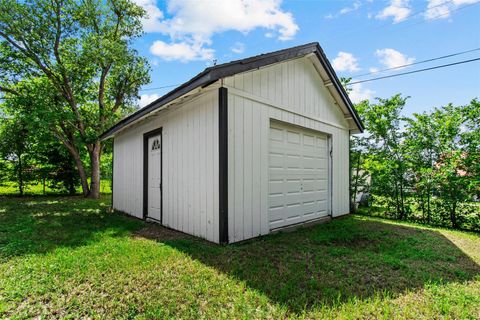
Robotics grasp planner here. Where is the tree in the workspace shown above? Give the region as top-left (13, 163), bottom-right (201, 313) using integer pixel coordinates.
top-left (350, 126), bottom-right (370, 212)
top-left (36, 138), bottom-right (80, 195)
top-left (356, 95), bottom-right (410, 219)
top-left (404, 112), bottom-right (440, 223)
top-left (430, 103), bottom-right (478, 228)
top-left (459, 99), bottom-right (480, 200)
top-left (0, 0), bottom-right (150, 198)
top-left (0, 117), bottom-right (31, 195)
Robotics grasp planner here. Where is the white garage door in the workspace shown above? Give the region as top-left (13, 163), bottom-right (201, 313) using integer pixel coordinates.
top-left (268, 121), bottom-right (330, 230)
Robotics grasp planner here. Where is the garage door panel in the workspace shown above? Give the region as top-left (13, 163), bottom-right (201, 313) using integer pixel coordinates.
top-left (269, 180), bottom-right (284, 194)
top-left (318, 200), bottom-right (328, 211)
top-left (286, 155), bottom-right (302, 169)
top-left (285, 193), bottom-right (302, 206)
top-left (268, 121), bottom-right (330, 230)
top-left (269, 153), bottom-right (284, 168)
top-left (270, 127), bottom-right (284, 141)
top-left (287, 130), bottom-right (301, 144)
top-left (269, 194), bottom-right (286, 208)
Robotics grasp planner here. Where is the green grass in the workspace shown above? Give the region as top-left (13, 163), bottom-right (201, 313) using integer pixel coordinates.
top-left (0, 180), bottom-right (112, 196)
top-left (0, 196), bottom-right (479, 319)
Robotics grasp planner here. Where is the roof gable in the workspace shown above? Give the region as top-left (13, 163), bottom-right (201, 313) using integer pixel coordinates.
top-left (101, 42), bottom-right (364, 139)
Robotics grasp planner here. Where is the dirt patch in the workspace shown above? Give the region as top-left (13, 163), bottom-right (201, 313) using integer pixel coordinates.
top-left (133, 224), bottom-right (192, 242)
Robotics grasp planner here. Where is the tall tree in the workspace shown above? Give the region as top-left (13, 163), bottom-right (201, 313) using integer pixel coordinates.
top-left (356, 95), bottom-right (410, 219)
top-left (0, 0), bottom-right (150, 198)
top-left (0, 116), bottom-right (31, 195)
top-left (404, 112), bottom-right (440, 223)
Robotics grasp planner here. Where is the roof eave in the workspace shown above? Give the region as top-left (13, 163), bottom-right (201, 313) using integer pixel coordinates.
top-left (313, 44), bottom-right (364, 133)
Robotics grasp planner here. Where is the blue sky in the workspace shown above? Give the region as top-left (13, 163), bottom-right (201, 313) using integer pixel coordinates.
top-left (132, 0), bottom-right (480, 116)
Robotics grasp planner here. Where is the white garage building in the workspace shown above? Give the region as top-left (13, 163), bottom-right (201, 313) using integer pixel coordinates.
top-left (101, 43), bottom-right (364, 244)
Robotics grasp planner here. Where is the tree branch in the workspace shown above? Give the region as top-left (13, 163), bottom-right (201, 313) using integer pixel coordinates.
top-left (0, 86), bottom-right (20, 95)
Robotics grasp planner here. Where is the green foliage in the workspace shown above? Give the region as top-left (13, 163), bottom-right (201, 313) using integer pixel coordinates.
top-left (354, 95), bottom-right (411, 219)
top-left (352, 98), bottom-right (480, 231)
top-left (0, 0), bottom-right (150, 198)
top-left (0, 94), bottom-right (82, 194)
top-left (0, 116), bottom-right (32, 195)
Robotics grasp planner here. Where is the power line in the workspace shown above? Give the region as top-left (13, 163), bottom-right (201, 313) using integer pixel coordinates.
top-left (347, 57), bottom-right (480, 85)
top-left (139, 84), bottom-right (182, 91)
top-left (139, 50), bottom-right (480, 92)
top-left (352, 47), bottom-right (480, 78)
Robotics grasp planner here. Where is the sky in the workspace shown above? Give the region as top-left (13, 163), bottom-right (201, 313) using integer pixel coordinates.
top-left (132, 0), bottom-right (480, 116)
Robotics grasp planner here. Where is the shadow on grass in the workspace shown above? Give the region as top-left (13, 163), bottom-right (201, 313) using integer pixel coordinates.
top-left (1, 196), bottom-right (478, 314)
top-left (136, 216), bottom-right (480, 312)
top-left (0, 195), bottom-right (143, 261)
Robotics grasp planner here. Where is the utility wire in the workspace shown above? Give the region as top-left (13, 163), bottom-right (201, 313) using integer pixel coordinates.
top-left (139, 4), bottom-right (480, 92)
top-left (352, 47), bottom-right (480, 78)
top-left (347, 57), bottom-right (480, 85)
top-left (138, 49), bottom-right (480, 91)
top-left (139, 84), bottom-right (182, 91)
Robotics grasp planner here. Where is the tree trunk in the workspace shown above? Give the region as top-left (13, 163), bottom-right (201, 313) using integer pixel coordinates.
top-left (88, 141), bottom-right (101, 199)
top-left (419, 191), bottom-right (425, 222)
top-left (70, 148), bottom-right (90, 197)
top-left (450, 198), bottom-right (458, 229)
top-left (394, 179), bottom-right (400, 219)
top-left (426, 186), bottom-right (431, 224)
top-left (399, 179), bottom-right (405, 219)
top-left (17, 154), bottom-right (23, 196)
top-left (352, 154), bottom-right (361, 213)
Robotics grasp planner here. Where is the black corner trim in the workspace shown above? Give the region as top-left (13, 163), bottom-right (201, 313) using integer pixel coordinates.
top-left (218, 87), bottom-right (229, 244)
top-left (143, 127), bottom-right (163, 222)
top-left (111, 138), bottom-right (114, 209)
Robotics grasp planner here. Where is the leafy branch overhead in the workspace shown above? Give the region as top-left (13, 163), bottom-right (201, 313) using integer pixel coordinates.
top-left (0, 0), bottom-right (151, 198)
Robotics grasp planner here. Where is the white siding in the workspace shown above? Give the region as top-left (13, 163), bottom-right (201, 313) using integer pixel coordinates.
top-left (113, 90), bottom-right (219, 243)
top-left (225, 56), bottom-right (350, 243)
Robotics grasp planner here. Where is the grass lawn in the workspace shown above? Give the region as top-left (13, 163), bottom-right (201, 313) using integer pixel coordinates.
top-left (0, 180), bottom-right (112, 196)
top-left (0, 196), bottom-right (479, 319)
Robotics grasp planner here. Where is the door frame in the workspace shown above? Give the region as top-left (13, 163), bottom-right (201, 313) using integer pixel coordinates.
top-left (143, 127), bottom-right (163, 222)
top-left (327, 135), bottom-right (333, 217)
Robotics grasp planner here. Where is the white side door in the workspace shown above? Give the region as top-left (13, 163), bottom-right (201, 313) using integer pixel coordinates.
top-left (148, 134), bottom-right (162, 221)
top-left (268, 121), bottom-right (330, 230)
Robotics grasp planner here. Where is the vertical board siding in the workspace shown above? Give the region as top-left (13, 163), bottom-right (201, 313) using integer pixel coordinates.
top-left (113, 90), bottom-right (219, 243)
top-left (226, 56), bottom-right (351, 243)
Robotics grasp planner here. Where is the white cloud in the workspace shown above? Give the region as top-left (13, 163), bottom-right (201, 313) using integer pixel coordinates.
top-left (348, 83), bottom-right (374, 103)
top-left (139, 93), bottom-right (160, 108)
top-left (135, 0), bottom-right (299, 62)
top-left (332, 52), bottom-right (360, 72)
top-left (376, 0), bottom-right (411, 23)
top-left (231, 42), bottom-right (245, 54)
top-left (375, 48), bottom-right (415, 69)
top-left (150, 40), bottom-right (214, 62)
top-left (133, 0), bottom-right (165, 32)
top-left (369, 67), bottom-right (379, 73)
top-left (424, 0), bottom-right (480, 20)
top-left (161, 0), bottom-right (298, 41)
top-left (325, 1), bottom-right (361, 19)
top-left (340, 1), bottom-right (361, 14)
